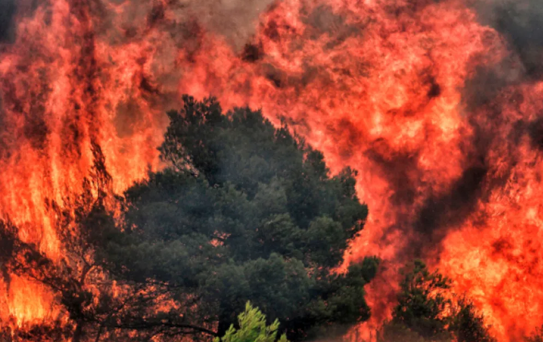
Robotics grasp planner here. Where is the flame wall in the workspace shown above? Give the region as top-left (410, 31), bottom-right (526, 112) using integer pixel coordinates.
top-left (1, 0), bottom-right (543, 340)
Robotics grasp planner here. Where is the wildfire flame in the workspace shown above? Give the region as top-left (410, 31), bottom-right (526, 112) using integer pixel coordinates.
top-left (1, 0), bottom-right (543, 340)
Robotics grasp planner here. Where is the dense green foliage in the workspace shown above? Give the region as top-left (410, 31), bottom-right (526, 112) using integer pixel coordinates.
top-left (214, 302), bottom-right (288, 342)
top-left (100, 96), bottom-right (379, 340)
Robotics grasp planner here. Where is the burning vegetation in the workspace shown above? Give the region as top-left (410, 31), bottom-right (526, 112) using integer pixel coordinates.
top-left (2, 0), bottom-right (543, 341)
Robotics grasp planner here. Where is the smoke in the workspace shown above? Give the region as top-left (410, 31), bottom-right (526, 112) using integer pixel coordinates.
top-left (476, 0), bottom-right (543, 80)
top-left (412, 164), bottom-right (488, 251)
top-left (103, 0), bottom-right (275, 51)
top-left (463, 0), bottom-right (543, 109)
top-left (0, 0), bottom-right (16, 43)
top-left (192, 0), bottom-right (276, 51)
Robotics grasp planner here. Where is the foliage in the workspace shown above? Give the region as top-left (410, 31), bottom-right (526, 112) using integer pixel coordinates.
top-left (449, 299), bottom-right (496, 342)
top-left (97, 95), bottom-right (378, 340)
top-left (377, 260), bottom-right (495, 342)
top-left (214, 302), bottom-right (288, 342)
top-left (392, 260), bottom-right (452, 339)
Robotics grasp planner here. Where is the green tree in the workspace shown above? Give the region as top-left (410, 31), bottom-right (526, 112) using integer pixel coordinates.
top-left (449, 299), bottom-right (495, 342)
top-left (214, 302), bottom-right (288, 342)
top-left (99, 95), bottom-right (379, 340)
top-left (378, 260), bottom-right (495, 342)
top-left (392, 260), bottom-right (451, 340)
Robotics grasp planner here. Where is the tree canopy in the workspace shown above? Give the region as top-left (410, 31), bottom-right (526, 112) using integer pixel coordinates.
top-left (214, 302), bottom-right (288, 342)
top-left (97, 95), bottom-right (378, 340)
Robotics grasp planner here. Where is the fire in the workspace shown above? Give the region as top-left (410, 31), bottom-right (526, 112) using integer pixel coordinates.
top-left (439, 82), bottom-right (543, 339)
top-left (0, 0), bottom-right (165, 325)
top-left (1, 0), bottom-right (543, 340)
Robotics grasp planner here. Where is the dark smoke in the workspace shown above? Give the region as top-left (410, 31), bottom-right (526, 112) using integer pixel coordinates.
top-left (460, 0), bottom-right (543, 114)
top-left (413, 163), bottom-right (488, 251)
top-left (0, 0), bottom-right (16, 43)
top-left (528, 116), bottom-right (543, 150)
top-left (464, 0), bottom-right (543, 109)
top-left (461, 57), bottom-right (522, 110)
top-left (487, 0), bottom-right (543, 80)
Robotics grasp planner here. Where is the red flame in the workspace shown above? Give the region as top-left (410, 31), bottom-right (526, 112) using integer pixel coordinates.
top-left (0, 0), bottom-right (166, 325)
top-left (1, 0), bottom-right (543, 340)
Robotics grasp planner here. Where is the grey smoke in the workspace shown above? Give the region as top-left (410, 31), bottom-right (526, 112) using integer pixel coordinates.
top-left (475, 0), bottom-right (543, 80)
top-left (0, 0), bottom-right (16, 43)
top-left (462, 0), bottom-right (543, 111)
